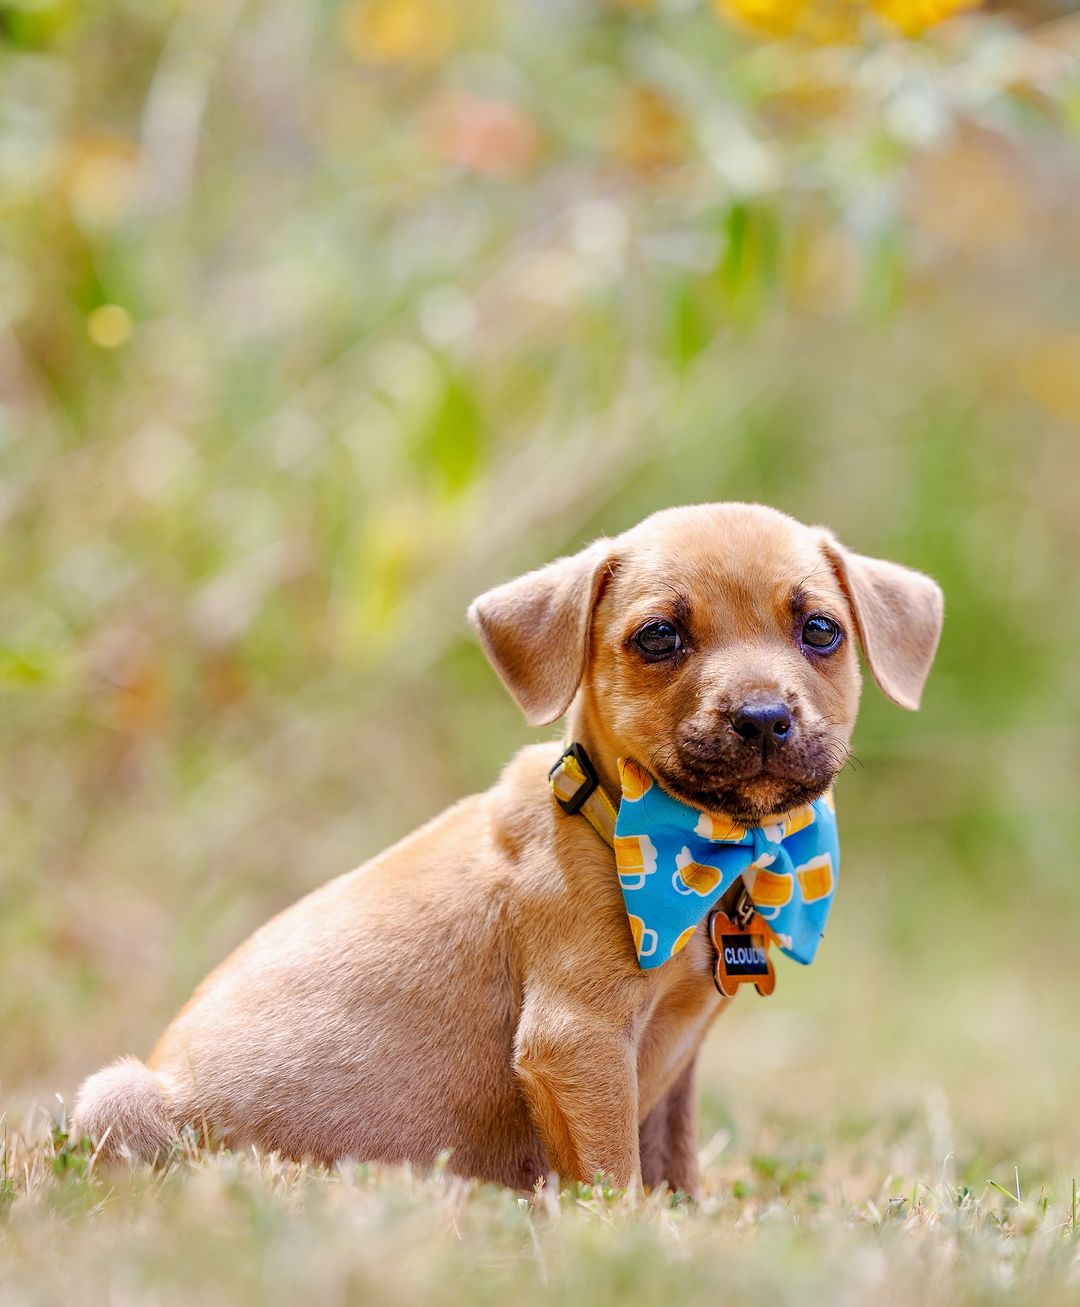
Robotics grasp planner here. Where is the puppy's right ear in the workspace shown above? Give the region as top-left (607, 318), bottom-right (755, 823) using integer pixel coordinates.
top-left (820, 534), bottom-right (944, 711)
top-left (468, 540), bottom-right (615, 726)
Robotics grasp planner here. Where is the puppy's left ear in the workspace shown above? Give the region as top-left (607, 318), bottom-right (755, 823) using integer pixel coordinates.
top-left (468, 540), bottom-right (615, 727)
top-left (821, 535), bottom-right (944, 711)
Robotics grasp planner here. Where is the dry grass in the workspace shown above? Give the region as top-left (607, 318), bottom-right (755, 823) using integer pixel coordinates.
top-left (2, 1105), bottom-right (1078, 1307)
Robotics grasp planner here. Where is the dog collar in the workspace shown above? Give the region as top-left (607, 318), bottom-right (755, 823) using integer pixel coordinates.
top-left (549, 744), bottom-right (839, 989)
top-left (549, 741), bottom-right (618, 844)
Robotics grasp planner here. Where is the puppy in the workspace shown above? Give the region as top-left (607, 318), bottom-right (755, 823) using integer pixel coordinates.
top-left (74, 503), bottom-right (943, 1192)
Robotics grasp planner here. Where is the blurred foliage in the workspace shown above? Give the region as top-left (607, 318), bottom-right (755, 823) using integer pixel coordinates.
top-left (1, 0), bottom-right (1079, 1165)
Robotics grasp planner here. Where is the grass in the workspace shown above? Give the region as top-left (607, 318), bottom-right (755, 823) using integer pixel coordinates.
top-left (11, 892), bottom-right (1078, 1306)
top-left (7, 935), bottom-right (1080, 1307)
top-left (2, 1110), bottom-right (1078, 1307)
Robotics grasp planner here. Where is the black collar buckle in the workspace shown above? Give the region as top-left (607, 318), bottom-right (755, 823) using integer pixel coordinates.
top-left (549, 741), bottom-right (600, 815)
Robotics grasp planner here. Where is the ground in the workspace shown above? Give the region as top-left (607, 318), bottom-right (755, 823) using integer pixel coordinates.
top-left (2, 1109), bottom-right (1077, 1307)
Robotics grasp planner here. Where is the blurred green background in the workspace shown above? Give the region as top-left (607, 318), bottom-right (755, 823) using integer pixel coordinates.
top-left (2, 0), bottom-right (1079, 1182)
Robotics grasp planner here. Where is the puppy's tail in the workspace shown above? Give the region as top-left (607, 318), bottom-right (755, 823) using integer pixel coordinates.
top-left (72, 1056), bottom-right (179, 1163)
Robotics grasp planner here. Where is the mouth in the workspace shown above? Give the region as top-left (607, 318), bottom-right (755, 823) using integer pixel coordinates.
top-left (654, 749), bottom-right (838, 827)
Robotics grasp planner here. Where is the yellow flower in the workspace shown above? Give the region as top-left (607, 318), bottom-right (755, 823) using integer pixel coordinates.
top-left (65, 134), bottom-right (140, 228)
top-left (1016, 333), bottom-right (1080, 428)
top-left (340, 0), bottom-right (458, 68)
top-left (87, 305), bottom-right (133, 349)
top-left (712, 0), bottom-right (859, 41)
top-left (713, 0), bottom-right (814, 38)
top-left (712, 0), bottom-right (978, 40)
top-left (871, 0), bottom-right (976, 35)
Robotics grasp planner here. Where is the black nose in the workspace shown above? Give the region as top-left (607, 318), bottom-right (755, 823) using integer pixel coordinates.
top-left (731, 700), bottom-right (792, 744)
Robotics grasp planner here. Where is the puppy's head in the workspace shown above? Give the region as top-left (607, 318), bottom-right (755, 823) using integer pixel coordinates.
top-left (469, 504), bottom-right (943, 825)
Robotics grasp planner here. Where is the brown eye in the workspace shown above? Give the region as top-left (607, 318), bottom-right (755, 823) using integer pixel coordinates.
top-left (634, 620), bottom-right (682, 660)
top-left (802, 614), bottom-right (841, 652)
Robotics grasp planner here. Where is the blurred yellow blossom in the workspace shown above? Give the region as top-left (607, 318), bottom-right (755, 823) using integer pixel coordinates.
top-left (87, 304), bottom-right (133, 348)
top-left (871, 0), bottom-right (976, 35)
top-left (713, 0), bottom-right (819, 39)
top-left (788, 224), bottom-right (860, 315)
top-left (612, 84), bottom-right (687, 172)
top-left (713, 0), bottom-right (977, 40)
top-left (1016, 333), bottom-right (1080, 427)
top-left (340, 0), bottom-right (458, 67)
top-left (64, 134), bottom-right (140, 227)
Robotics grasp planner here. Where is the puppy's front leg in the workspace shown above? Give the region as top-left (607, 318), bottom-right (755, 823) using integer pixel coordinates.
top-left (514, 989), bottom-right (641, 1190)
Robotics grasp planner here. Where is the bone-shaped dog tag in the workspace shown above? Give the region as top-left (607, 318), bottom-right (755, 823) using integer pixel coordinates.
top-left (709, 910), bottom-right (776, 998)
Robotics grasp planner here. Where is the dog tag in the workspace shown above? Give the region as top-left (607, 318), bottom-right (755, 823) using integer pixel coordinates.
top-left (709, 909), bottom-right (776, 998)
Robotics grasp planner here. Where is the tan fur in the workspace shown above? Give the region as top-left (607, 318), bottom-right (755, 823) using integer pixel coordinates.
top-left (74, 503), bottom-right (943, 1192)
top-left (74, 1057), bottom-right (177, 1161)
top-left (820, 535), bottom-right (943, 711)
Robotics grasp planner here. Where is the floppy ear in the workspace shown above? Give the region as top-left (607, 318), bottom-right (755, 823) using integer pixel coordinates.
top-left (821, 535), bottom-right (944, 711)
top-left (468, 539), bottom-right (615, 726)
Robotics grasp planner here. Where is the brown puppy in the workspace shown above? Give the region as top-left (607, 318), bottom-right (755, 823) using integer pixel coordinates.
top-left (74, 504), bottom-right (943, 1192)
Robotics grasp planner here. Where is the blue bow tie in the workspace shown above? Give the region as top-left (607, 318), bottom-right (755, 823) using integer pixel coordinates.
top-left (613, 759), bottom-right (839, 971)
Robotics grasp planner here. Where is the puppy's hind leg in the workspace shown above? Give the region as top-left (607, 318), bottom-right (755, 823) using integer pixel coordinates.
top-left (639, 1055), bottom-right (700, 1198)
top-left (73, 1056), bottom-right (180, 1163)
